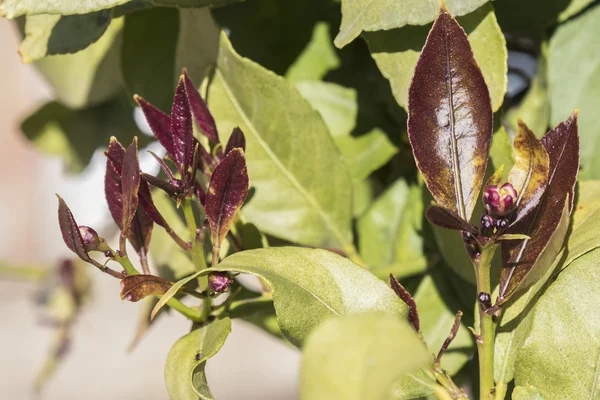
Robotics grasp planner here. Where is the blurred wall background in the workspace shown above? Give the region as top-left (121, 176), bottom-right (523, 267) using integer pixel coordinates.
top-left (0, 18), bottom-right (300, 400)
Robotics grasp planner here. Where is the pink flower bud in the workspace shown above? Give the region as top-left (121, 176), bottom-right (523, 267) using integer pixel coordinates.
top-left (207, 272), bottom-right (233, 293)
top-left (78, 226), bottom-right (100, 251)
top-left (483, 183), bottom-right (517, 217)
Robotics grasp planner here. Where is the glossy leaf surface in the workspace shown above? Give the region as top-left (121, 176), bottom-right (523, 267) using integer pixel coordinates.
top-left (171, 76), bottom-right (195, 173)
top-left (407, 7), bottom-right (493, 223)
top-left (334, 0), bottom-right (487, 48)
top-left (514, 249), bottom-right (600, 399)
top-left (500, 114), bottom-right (579, 301)
top-left (120, 275), bottom-right (171, 302)
top-left (205, 148), bottom-right (249, 252)
top-left (165, 317), bottom-right (231, 400)
top-left (206, 33), bottom-right (353, 250)
top-left (508, 121), bottom-right (549, 222)
top-left (205, 247), bottom-right (408, 348)
top-left (135, 95), bottom-right (174, 156)
top-left (183, 70), bottom-right (219, 144)
top-left (300, 314), bottom-right (431, 400)
top-left (367, 4), bottom-right (507, 112)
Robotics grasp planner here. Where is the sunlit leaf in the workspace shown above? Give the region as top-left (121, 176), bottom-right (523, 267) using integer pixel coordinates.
top-left (508, 120), bottom-right (549, 223)
top-left (165, 317), bottom-right (231, 400)
top-left (407, 6), bottom-right (493, 223)
top-left (204, 247), bottom-right (408, 348)
top-left (120, 138), bottom-right (142, 241)
top-left (134, 95), bottom-right (174, 156)
top-left (286, 22), bottom-right (340, 83)
top-left (120, 275), bottom-right (172, 302)
top-left (224, 127), bottom-right (246, 155)
top-left (183, 70), bottom-right (219, 144)
top-left (56, 195), bottom-right (91, 262)
top-left (300, 314), bottom-right (431, 400)
top-left (500, 113), bottom-right (579, 302)
top-left (367, 4), bottom-right (507, 112)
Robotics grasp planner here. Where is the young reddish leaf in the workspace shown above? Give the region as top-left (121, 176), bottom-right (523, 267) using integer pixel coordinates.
top-left (171, 76), bottom-right (194, 173)
top-left (121, 138), bottom-right (142, 240)
top-left (183, 69), bottom-right (219, 145)
top-left (225, 127), bottom-right (246, 155)
top-left (134, 95), bottom-right (174, 156)
top-left (426, 204), bottom-right (478, 234)
top-left (507, 121), bottom-right (549, 223)
top-left (197, 141), bottom-right (219, 175)
top-left (57, 195), bottom-right (91, 262)
top-left (407, 6), bottom-right (493, 223)
top-left (499, 112), bottom-right (579, 303)
top-left (205, 148), bottom-right (249, 255)
top-left (120, 275), bottom-right (172, 302)
top-left (390, 274), bottom-right (420, 333)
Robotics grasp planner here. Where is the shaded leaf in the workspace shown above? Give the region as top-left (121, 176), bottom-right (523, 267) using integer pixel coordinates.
top-left (206, 148), bottom-right (249, 253)
top-left (548, 4), bottom-right (600, 179)
top-left (171, 76), bottom-right (195, 173)
top-left (300, 314), bottom-right (431, 400)
top-left (426, 204), bottom-right (478, 233)
top-left (120, 275), bottom-right (172, 302)
top-left (500, 114), bottom-right (579, 302)
top-left (490, 126), bottom-right (514, 177)
top-left (285, 22), bottom-right (340, 83)
top-left (358, 180), bottom-right (427, 279)
top-left (134, 95), bottom-right (174, 156)
top-left (514, 249), bottom-right (600, 399)
top-left (121, 138), bottom-right (142, 239)
top-left (19, 11), bottom-right (112, 63)
top-left (56, 195), bottom-right (90, 262)
top-left (183, 69), bottom-right (219, 144)
top-left (334, 0), bottom-right (488, 48)
top-left (508, 121), bottom-right (549, 223)
top-left (407, 7), bottom-right (493, 223)
top-left (366, 4), bottom-right (507, 112)
top-left (33, 16), bottom-right (123, 109)
top-left (204, 247), bottom-right (408, 348)
top-left (224, 127), bottom-right (246, 155)
top-left (512, 385), bottom-right (544, 400)
top-left (206, 33), bottom-right (353, 251)
top-left (165, 317), bottom-right (231, 400)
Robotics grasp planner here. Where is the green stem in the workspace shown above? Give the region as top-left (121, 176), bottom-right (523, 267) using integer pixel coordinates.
top-left (114, 253), bottom-right (139, 276)
top-left (494, 383), bottom-right (507, 400)
top-left (181, 198), bottom-right (207, 271)
top-left (475, 244), bottom-right (498, 400)
top-left (163, 296), bottom-right (202, 321)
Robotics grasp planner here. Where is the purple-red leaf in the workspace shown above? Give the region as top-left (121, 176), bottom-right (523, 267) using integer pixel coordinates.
top-left (57, 195), bottom-right (91, 262)
top-left (120, 275), bottom-right (172, 302)
top-left (225, 127), bottom-right (246, 155)
top-left (183, 69), bottom-right (219, 144)
top-left (407, 6), bottom-right (493, 223)
top-left (197, 140), bottom-right (219, 175)
top-left (390, 274), bottom-right (420, 333)
top-left (499, 112), bottom-right (579, 303)
top-left (426, 204), bottom-right (478, 234)
top-left (134, 95), bottom-right (174, 156)
top-left (121, 138), bottom-right (142, 239)
top-left (171, 76), bottom-right (195, 174)
top-left (205, 148), bottom-right (249, 252)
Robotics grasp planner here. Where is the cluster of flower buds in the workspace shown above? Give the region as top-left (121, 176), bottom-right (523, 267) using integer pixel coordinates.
top-left (480, 183), bottom-right (518, 237)
top-left (207, 272), bottom-right (233, 293)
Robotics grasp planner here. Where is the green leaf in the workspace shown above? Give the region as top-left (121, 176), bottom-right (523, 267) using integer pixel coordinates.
top-left (366, 3), bottom-right (507, 112)
top-left (165, 317), bottom-right (231, 400)
top-left (512, 385), bottom-right (544, 400)
top-left (358, 180), bottom-right (427, 279)
top-left (151, 268), bottom-right (201, 320)
top-left (335, 128), bottom-right (398, 181)
top-left (206, 33), bottom-right (354, 251)
top-left (406, 6), bottom-right (493, 223)
top-left (300, 313), bottom-right (432, 400)
top-left (205, 247), bottom-right (408, 348)
top-left (334, 0), bottom-right (488, 48)
top-left (414, 273), bottom-right (474, 375)
top-left (286, 22), bottom-right (340, 83)
top-left (33, 16), bottom-right (123, 109)
top-left (21, 96), bottom-right (143, 172)
top-left (548, 4), bottom-right (600, 179)
top-left (514, 249), bottom-right (600, 399)
top-left (19, 11), bottom-right (112, 63)
top-left (295, 81), bottom-right (357, 139)
top-left (490, 125), bottom-right (514, 177)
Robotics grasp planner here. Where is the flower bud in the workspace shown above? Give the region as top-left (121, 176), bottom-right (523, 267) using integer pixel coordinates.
top-left (480, 214), bottom-right (495, 237)
top-left (478, 292), bottom-right (492, 310)
top-left (207, 272), bottom-right (233, 293)
top-left (483, 183), bottom-right (517, 217)
top-left (78, 226), bottom-right (100, 251)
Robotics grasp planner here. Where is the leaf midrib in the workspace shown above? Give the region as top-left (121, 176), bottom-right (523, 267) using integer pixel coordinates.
top-left (215, 68), bottom-right (351, 250)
